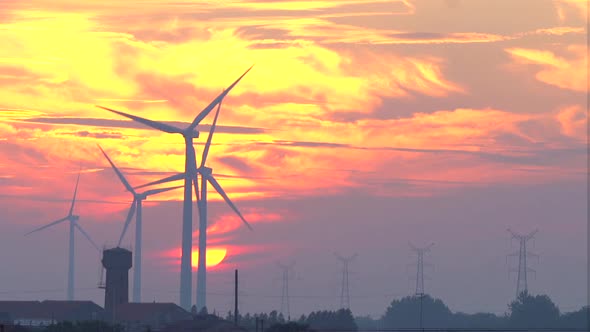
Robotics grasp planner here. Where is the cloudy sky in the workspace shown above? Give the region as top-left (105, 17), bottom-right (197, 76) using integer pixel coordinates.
top-left (0, 0), bottom-right (587, 318)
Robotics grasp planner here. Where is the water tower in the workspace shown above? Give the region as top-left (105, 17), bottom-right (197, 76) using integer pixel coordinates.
top-left (101, 247), bottom-right (132, 321)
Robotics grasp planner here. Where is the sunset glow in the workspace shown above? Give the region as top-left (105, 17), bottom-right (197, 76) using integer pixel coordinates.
top-left (0, 0), bottom-right (587, 316)
top-left (192, 248), bottom-right (227, 269)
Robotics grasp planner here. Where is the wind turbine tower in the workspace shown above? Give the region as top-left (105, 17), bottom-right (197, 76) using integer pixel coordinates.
top-left (409, 243), bottom-right (434, 296)
top-left (97, 66), bottom-right (252, 309)
top-left (507, 228), bottom-right (539, 297)
top-left (25, 171), bottom-right (100, 301)
top-left (99, 145), bottom-right (182, 303)
top-left (334, 253), bottom-right (356, 310)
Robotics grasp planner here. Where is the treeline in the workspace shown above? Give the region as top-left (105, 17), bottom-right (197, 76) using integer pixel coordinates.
top-left (360, 291), bottom-right (587, 329)
top-left (226, 308), bottom-right (357, 331)
top-left (232, 291), bottom-right (587, 331)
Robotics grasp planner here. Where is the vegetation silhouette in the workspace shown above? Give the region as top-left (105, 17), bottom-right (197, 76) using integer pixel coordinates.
top-left (301, 309), bottom-right (357, 331)
top-left (381, 294), bottom-right (452, 328)
top-left (1, 293), bottom-right (587, 331)
top-left (508, 291), bottom-right (560, 328)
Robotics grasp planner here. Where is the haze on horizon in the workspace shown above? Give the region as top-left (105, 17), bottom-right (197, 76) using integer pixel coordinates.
top-left (0, 0), bottom-right (587, 318)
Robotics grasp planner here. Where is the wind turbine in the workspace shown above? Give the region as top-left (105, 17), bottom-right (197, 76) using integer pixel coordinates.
top-left (98, 145), bottom-right (182, 303)
top-left (96, 65), bottom-right (253, 309)
top-left (136, 97), bottom-right (253, 310)
top-left (25, 171), bottom-right (100, 301)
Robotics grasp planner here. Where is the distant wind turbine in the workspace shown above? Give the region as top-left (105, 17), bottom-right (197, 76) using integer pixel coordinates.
top-left (25, 171), bottom-right (100, 301)
top-left (96, 65), bottom-right (253, 309)
top-left (136, 97), bottom-right (253, 310)
top-left (98, 144), bottom-right (182, 303)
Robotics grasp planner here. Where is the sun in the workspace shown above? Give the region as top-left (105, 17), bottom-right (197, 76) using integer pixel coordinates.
top-left (191, 247), bottom-right (227, 269)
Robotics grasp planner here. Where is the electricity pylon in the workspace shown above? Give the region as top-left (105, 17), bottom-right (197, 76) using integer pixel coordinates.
top-left (507, 228), bottom-right (539, 297)
top-left (409, 243), bottom-right (434, 296)
top-left (409, 243), bottom-right (434, 330)
top-left (334, 253), bottom-right (357, 310)
top-left (278, 261), bottom-right (295, 320)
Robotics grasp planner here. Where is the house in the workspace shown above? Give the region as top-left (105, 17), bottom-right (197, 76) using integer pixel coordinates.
top-left (38, 301), bottom-right (104, 322)
top-left (0, 300), bottom-right (104, 327)
top-left (0, 301), bottom-right (49, 327)
top-left (0, 311), bottom-right (12, 325)
top-left (115, 302), bottom-right (191, 332)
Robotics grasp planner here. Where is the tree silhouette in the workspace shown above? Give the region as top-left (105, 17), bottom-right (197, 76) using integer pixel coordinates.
top-left (509, 291), bottom-right (560, 328)
top-left (304, 309), bottom-right (357, 331)
top-left (560, 306), bottom-right (588, 328)
top-left (381, 295), bottom-right (452, 328)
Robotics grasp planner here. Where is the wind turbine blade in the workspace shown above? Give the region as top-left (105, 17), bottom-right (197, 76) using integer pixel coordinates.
top-left (206, 174), bottom-right (253, 231)
top-left (96, 105), bottom-right (183, 134)
top-left (135, 173), bottom-right (185, 190)
top-left (68, 171), bottom-right (81, 216)
top-left (193, 175), bottom-right (200, 204)
top-left (118, 200), bottom-right (137, 247)
top-left (143, 185), bottom-right (184, 197)
top-left (98, 144), bottom-right (135, 194)
top-left (187, 66), bottom-right (253, 131)
top-left (200, 95), bottom-right (222, 168)
top-left (74, 222), bottom-right (100, 252)
top-left (25, 217), bottom-right (69, 236)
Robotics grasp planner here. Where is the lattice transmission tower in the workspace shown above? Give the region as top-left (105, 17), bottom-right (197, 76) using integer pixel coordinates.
top-left (334, 253), bottom-right (357, 310)
top-left (278, 262), bottom-right (295, 320)
top-left (409, 243), bottom-right (434, 296)
top-left (507, 228), bottom-right (539, 297)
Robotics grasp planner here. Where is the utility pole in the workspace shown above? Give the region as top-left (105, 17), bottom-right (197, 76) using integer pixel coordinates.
top-left (507, 228), bottom-right (539, 297)
top-left (409, 243), bottom-right (434, 329)
top-left (278, 262), bottom-right (295, 320)
top-left (234, 269), bottom-right (238, 326)
top-left (334, 253), bottom-right (357, 310)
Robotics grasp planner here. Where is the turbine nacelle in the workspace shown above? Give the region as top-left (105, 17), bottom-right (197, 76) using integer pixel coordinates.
top-left (199, 166), bottom-right (213, 176)
top-left (184, 129), bottom-right (200, 139)
top-left (70, 215), bottom-right (80, 222)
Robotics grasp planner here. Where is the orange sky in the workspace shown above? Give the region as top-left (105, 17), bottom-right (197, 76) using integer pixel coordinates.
top-left (0, 0), bottom-right (587, 317)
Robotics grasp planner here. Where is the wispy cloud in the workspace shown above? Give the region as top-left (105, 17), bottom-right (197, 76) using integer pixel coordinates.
top-left (506, 45), bottom-right (587, 92)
